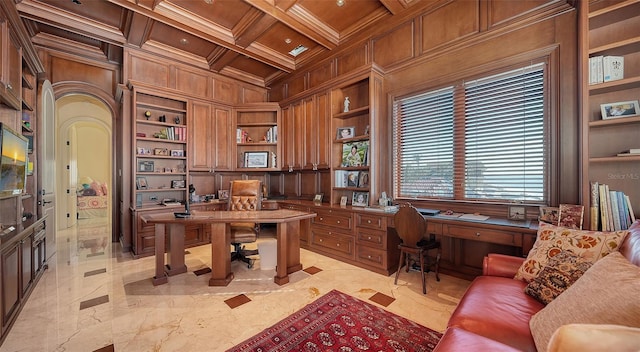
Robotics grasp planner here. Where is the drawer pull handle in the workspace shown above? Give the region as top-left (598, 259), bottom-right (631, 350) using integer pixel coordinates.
top-left (367, 220), bottom-right (371, 224)
top-left (336, 244), bottom-right (340, 247)
top-left (367, 236), bottom-right (372, 240)
top-left (319, 217), bottom-right (323, 221)
top-left (476, 232), bottom-right (481, 237)
top-left (367, 255), bottom-right (372, 259)
top-left (337, 220), bottom-right (341, 224)
top-left (319, 239), bottom-right (323, 242)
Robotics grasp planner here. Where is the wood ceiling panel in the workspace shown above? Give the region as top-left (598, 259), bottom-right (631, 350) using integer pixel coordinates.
top-left (38, 0), bottom-right (124, 28)
top-left (297, 0), bottom-right (383, 34)
top-left (166, 0), bottom-right (252, 30)
top-left (148, 21), bottom-right (217, 58)
top-left (255, 22), bottom-right (318, 58)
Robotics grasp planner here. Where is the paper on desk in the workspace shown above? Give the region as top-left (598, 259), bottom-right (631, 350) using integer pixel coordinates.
top-left (459, 214), bottom-right (490, 221)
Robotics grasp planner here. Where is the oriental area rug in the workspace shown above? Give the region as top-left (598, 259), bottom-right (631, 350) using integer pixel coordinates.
top-left (227, 289), bottom-right (442, 352)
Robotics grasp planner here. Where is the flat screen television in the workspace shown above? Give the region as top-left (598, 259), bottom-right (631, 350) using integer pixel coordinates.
top-left (0, 123), bottom-right (29, 196)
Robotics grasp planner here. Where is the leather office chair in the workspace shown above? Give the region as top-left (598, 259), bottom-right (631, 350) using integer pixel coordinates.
top-left (394, 203), bottom-right (441, 294)
top-left (228, 180), bottom-right (262, 268)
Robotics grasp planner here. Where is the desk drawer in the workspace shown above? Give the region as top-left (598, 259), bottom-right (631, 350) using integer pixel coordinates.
top-left (356, 213), bottom-right (387, 230)
top-left (312, 209), bottom-right (352, 230)
top-left (356, 229), bottom-right (386, 250)
top-left (356, 246), bottom-right (386, 269)
top-left (444, 225), bottom-right (522, 247)
top-left (310, 227), bottom-right (354, 259)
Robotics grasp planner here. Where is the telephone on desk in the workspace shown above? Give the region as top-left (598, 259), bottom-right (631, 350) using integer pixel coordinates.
top-left (174, 200), bottom-right (191, 218)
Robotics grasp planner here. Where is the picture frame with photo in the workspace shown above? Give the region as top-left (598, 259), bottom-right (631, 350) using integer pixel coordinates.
top-left (507, 205), bottom-right (526, 221)
top-left (340, 196), bottom-right (348, 207)
top-left (244, 151), bottom-right (269, 168)
top-left (600, 100), bottom-right (639, 120)
top-left (171, 179), bottom-right (185, 189)
top-left (352, 192), bottom-right (369, 207)
top-left (218, 189), bottom-right (229, 200)
top-left (341, 141), bottom-right (368, 167)
top-left (336, 126), bottom-right (355, 140)
top-left (313, 193), bottom-right (323, 204)
top-left (137, 160), bottom-right (154, 172)
top-left (539, 206), bottom-right (559, 225)
top-left (358, 171), bottom-right (370, 188)
top-left (346, 171), bottom-right (359, 187)
top-left (558, 204), bottom-right (584, 229)
top-left (136, 176), bottom-right (148, 190)
top-left (170, 149), bottom-right (184, 157)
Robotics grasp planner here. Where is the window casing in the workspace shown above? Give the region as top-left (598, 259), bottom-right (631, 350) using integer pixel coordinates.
top-left (393, 62), bottom-right (548, 204)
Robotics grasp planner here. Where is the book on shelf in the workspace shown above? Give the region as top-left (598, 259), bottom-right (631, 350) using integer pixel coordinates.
top-left (603, 56), bottom-right (624, 82)
top-left (591, 182), bottom-right (635, 231)
top-left (617, 149), bottom-right (640, 157)
top-left (588, 56), bottom-right (603, 85)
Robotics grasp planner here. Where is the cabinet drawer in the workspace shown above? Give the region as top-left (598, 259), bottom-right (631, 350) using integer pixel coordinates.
top-left (356, 229), bottom-right (386, 250)
top-left (444, 225), bottom-right (522, 247)
top-left (310, 227), bottom-right (354, 258)
top-left (312, 209), bottom-right (352, 230)
top-left (356, 213), bottom-right (387, 230)
top-left (356, 246), bottom-right (386, 269)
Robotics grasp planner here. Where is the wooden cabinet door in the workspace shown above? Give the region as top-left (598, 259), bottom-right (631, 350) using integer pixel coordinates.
top-left (0, 21), bottom-right (22, 110)
top-left (188, 101), bottom-right (213, 171)
top-left (211, 105), bottom-right (232, 171)
top-left (314, 91), bottom-right (331, 169)
top-left (281, 105), bottom-right (295, 171)
top-left (21, 234), bottom-right (33, 296)
top-left (1, 243), bottom-right (20, 330)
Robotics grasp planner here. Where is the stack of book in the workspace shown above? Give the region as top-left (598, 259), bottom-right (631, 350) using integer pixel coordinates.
top-left (617, 148), bottom-right (640, 157)
top-left (590, 182), bottom-right (636, 231)
top-left (588, 55), bottom-right (624, 84)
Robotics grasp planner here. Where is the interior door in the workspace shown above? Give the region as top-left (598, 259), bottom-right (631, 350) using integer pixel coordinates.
top-left (39, 80), bottom-right (56, 260)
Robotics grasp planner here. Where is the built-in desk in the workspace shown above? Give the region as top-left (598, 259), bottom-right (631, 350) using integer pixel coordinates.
top-left (280, 200), bottom-right (537, 280)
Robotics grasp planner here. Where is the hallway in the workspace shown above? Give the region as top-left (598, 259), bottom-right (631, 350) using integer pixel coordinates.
top-left (0, 218), bottom-right (470, 351)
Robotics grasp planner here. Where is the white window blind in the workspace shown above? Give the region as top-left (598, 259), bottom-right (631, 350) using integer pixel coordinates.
top-left (393, 62), bottom-right (547, 203)
top-left (464, 63), bottom-right (546, 202)
top-left (393, 87), bottom-right (455, 198)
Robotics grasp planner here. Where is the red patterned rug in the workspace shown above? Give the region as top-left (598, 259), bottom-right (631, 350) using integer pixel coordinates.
top-left (227, 289), bottom-right (442, 352)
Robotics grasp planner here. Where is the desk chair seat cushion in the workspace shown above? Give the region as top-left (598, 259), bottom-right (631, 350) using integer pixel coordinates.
top-left (230, 223), bottom-right (258, 243)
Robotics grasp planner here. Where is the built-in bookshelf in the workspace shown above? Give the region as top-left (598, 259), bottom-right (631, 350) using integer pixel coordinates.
top-left (581, 0), bottom-right (640, 229)
top-left (234, 103), bottom-right (281, 171)
top-left (132, 88), bottom-right (188, 209)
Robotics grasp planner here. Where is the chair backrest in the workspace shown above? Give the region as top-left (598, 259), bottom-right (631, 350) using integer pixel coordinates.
top-left (394, 203), bottom-right (426, 247)
top-left (228, 180), bottom-right (262, 211)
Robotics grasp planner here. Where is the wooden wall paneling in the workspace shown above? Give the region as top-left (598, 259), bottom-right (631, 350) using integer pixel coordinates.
top-left (269, 81), bottom-right (285, 102)
top-left (188, 100), bottom-right (213, 171)
top-left (420, 0), bottom-right (479, 53)
top-left (282, 172), bottom-right (299, 198)
top-left (372, 21), bottom-right (415, 69)
top-left (336, 43), bottom-right (369, 77)
top-left (50, 56), bottom-right (115, 96)
top-left (314, 91), bottom-right (330, 169)
top-left (216, 172), bottom-right (241, 193)
top-left (212, 105), bottom-right (232, 171)
top-left (241, 84), bottom-right (267, 103)
top-left (299, 172), bottom-right (317, 199)
top-left (128, 54), bottom-right (170, 88)
top-left (308, 62), bottom-right (333, 90)
top-left (319, 171), bottom-right (331, 201)
top-left (486, 0), bottom-right (564, 29)
top-left (286, 74), bottom-right (307, 98)
top-left (213, 77), bottom-right (238, 104)
top-left (175, 68), bottom-right (210, 100)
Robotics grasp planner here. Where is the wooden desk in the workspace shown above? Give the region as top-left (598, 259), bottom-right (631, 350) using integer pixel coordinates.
top-left (141, 209), bottom-right (316, 286)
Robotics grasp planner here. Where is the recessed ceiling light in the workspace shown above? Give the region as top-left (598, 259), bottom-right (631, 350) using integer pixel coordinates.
top-left (71, 0), bottom-right (82, 4)
top-left (289, 45), bottom-right (308, 57)
top-left (285, 38), bottom-right (292, 44)
top-left (180, 38), bottom-right (189, 45)
top-left (336, 0), bottom-right (345, 7)
top-left (203, 0), bottom-right (213, 4)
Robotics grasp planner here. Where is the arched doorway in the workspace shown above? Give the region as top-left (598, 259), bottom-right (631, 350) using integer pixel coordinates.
top-left (55, 95), bottom-right (113, 230)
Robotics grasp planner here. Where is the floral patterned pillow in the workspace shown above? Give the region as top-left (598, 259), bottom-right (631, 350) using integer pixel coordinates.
top-left (514, 222), bottom-right (628, 283)
top-left (524, 250), bottom-right (593, 304)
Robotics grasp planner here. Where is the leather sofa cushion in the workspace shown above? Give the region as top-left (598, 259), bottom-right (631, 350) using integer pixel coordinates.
top-left (434, 327), bottom-right (522, 352)
top-left (447, 276), bottom-right (544, 352)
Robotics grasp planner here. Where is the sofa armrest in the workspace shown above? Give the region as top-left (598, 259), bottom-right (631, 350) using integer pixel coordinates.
top-left (483, 253), bottom-right (525, 277)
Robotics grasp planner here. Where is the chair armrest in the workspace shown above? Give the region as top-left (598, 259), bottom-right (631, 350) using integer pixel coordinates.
top-left (482, 253), bottom-right (525, 277)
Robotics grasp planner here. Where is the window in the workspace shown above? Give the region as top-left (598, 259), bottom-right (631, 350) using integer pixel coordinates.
top-left (393, 62), bottom-right (547, 204)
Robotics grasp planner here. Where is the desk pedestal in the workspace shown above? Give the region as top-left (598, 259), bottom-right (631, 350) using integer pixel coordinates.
top-left (209, 223), bottom-right (234, 286)
top-left (153, 223), bottom-right (188, 286)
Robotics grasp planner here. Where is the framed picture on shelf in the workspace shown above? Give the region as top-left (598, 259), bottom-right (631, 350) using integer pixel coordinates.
top-left (539, 206), bottom-right (559, 225)
top-left (218, 189), bottom-right (229, 200)
top-left (558, 204), bottom-right (584, 229)
top-left (336, 127), bottom-right (355, 140)
top-left (340, 196), bottom-right (348, 207)
top-left (358, 171), bottom-right (370, 188)
top-left (170, 149), bottom-right (184, 157)
top-left (154, 148), bottom-right (169, 156)
top-left (137, 160), bottom-right (154, 172)
top-left (352, 192), bottom-right (369, 207)
top-left (600, 100), bottom-right (639, 120)
top-left (313, 193), bottom-right (323, 204)
top-left (171, 180), bottom-right (185, 189)
top-left (346, 171), bottom-right (359, 187)
top-left (507, 205), bottom-right (526, 221)
top-left (136, 176), bottom-right (148, 190)
top-left (244, 151), bottom-right (269, 168)
top-left (341, 141), bottom-right (368, 167)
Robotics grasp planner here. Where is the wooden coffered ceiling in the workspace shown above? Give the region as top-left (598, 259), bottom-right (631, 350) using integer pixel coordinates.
top-left (16, 0), bottom-right (426, 87)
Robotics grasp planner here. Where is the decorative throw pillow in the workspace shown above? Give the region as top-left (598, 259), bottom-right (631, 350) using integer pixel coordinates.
top-left (529, 252), bottom-right (640, 352)
top-left (514, 222), bottom-right (628, 282)
top-left (524, 250), bottom-right (593, 304)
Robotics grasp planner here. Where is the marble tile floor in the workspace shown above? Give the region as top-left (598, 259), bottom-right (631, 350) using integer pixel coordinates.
top-left (0, 218), bottom-right (471, 352)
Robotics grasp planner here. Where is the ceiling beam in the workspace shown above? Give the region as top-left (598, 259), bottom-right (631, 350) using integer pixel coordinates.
top-left (233, 8), bottom-right (278, 48)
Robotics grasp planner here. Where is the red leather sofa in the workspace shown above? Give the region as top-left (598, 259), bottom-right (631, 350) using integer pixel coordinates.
top-left (433, 220), bottom-right (640, 352)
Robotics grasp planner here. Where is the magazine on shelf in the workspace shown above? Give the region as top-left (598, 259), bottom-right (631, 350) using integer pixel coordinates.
top-left (603, 55), bottom-right (624, 82)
